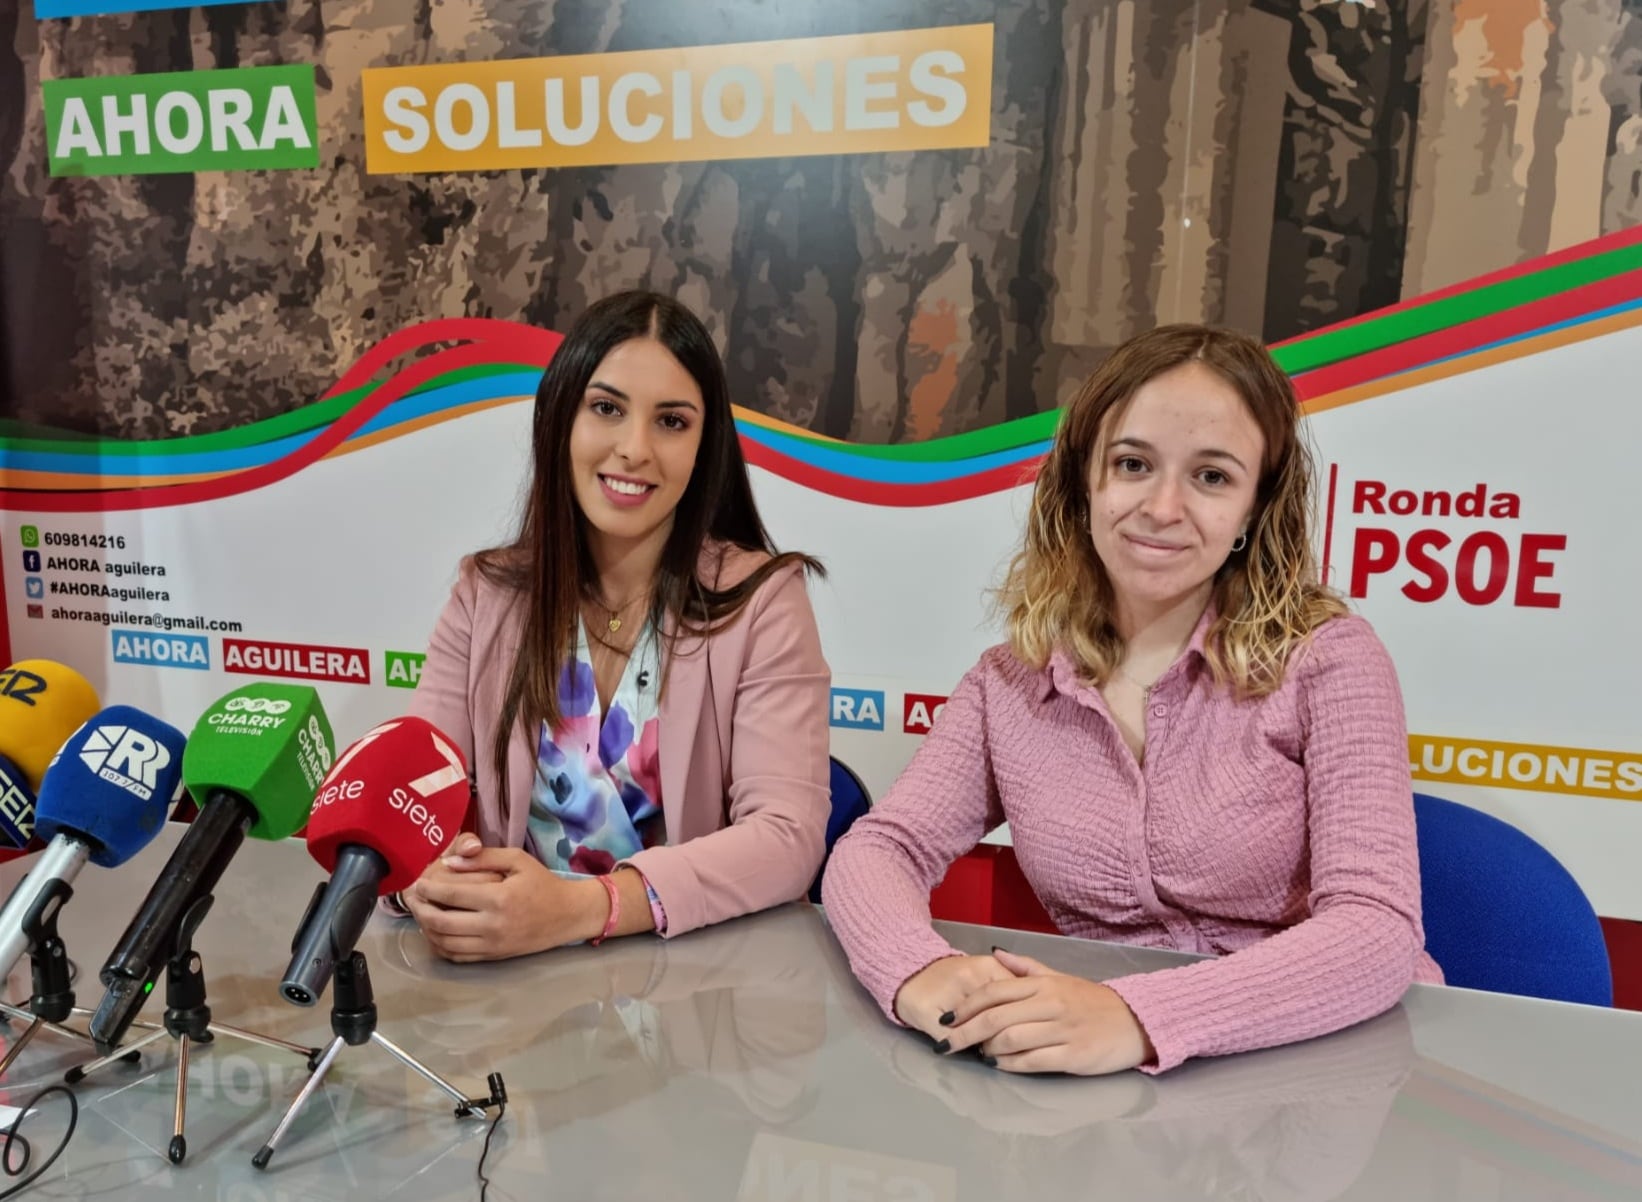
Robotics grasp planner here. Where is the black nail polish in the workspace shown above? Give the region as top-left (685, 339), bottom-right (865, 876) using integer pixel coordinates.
top-left (991, 945), bottom-right (1009, 955)
top-left (979, 1054), bottom-right (998, 1068)
top-left (938, 1010), bottom-right (955, 1027)
top-left (931, 1038), bottom-right (951, 1054)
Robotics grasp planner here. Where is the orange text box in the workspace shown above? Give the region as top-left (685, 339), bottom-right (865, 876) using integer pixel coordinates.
top-left (1411, 733), bottom-right (1642, 801)
top-left (363, 24), bottom-right (994, 174)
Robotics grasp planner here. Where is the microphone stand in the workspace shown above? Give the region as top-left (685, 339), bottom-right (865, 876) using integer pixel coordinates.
top-left (0, 879), bottom-right (144, 1076)
top-left (253, 950), bottom-right (505, 1170)
top-left (63, 894), bottom-right (321, 1165)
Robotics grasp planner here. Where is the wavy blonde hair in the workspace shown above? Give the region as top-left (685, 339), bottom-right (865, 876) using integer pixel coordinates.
top-left (1000, 324), bottom-right (1346, 697)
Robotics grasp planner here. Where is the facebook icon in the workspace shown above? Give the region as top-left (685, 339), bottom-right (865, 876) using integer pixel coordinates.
top-left (24, 577), bottom-right (44, 600)
top-left (22, 551), bottom-right (39, 572)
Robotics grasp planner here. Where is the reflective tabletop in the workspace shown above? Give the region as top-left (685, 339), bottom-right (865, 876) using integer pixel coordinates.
top-left (1, 826), bottom-right (1638, 1201)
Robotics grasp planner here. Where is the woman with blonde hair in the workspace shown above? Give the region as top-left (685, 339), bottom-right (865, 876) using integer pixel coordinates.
top-left (823, 324), bottom-right (1441, 1075)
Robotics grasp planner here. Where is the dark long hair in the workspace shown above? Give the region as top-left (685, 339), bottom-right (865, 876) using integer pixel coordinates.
top-left (475, 291), bottom-right (821, 787)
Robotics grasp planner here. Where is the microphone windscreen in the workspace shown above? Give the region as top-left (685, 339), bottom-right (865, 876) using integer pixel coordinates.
top-left (306, 716), bottom-right (470, 894)
top-left (181, 683), bottom-right (335, 841)
top-left (35, 706), bottom-right (185, 868)
top-left (0, 660), bottom-right (101, 791)
top-left (0, 755), bottom-right (37, 853)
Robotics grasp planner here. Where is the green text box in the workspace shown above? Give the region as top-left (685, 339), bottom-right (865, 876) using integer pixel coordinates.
top-left (384, 650), bottom-right (426, 690)
top-left (44, 65), bottom-right (319, 177)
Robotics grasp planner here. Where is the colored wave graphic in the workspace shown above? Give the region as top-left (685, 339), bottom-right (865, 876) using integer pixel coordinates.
top-left (5, 226), bottom-right (1642, 512)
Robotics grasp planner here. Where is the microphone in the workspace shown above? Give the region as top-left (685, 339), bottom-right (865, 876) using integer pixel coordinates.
top-left (0, 659), bottom-right (101, 790)
top-left (0, 708), bottom-right (185, 984)
top-left (89, 683), bottom-right (335, 1054)
top-left (0, 757), bottom-right (35, 853)
top-left (280, 716), bottom-right (469, 1007)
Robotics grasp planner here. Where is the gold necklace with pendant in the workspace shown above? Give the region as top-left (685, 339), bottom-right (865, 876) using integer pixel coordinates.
top-left (599, 593), bottom-right (648, 635)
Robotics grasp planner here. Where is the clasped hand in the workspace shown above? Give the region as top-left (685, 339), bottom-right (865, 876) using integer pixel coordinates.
top-left (892, 949), bottom-right (1155, 1075)
top-left (402, 834), bottom-right (599, 962)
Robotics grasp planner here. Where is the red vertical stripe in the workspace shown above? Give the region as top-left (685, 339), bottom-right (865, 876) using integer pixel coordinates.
top-left (1321, 461), bottom-right (1339, 587)
top-left (0, 531), bottom-right (11, 665)
top-left (1600, 918), bottom-right (1642, 1012)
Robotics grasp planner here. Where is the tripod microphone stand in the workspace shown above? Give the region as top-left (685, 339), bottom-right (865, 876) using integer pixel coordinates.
top-left (253, 950), bottom-right (505, 1169)
top-left (0, 879), bottom-right (143, 1077)
top-left (64, 895), bottom-right (320, 1164)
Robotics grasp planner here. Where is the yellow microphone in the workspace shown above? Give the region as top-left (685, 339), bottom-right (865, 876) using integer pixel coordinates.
top-left (0, 659), bottom-right (102, 790)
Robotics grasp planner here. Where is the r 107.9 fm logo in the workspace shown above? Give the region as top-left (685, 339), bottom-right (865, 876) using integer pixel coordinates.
top-left (1339, 477), bottom-right (1566, 609)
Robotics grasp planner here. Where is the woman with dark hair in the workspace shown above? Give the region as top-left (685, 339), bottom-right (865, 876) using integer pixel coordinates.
top-left (824, 324), bottom-right (1442, 1075)
top-left (400, 291), bottom-right (830, 959)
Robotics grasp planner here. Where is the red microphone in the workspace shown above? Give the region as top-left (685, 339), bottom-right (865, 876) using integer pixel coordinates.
top-left (279, 717), bottom-right (469, 1006)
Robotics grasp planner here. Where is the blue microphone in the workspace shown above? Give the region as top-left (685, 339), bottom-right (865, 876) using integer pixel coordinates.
top-left (0, 756), bottom-right (35, 852)
top-left (0, 707), bottom-right (185, 983)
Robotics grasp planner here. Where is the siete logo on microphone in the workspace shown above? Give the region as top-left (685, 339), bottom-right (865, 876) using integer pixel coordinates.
top-left (78, 725), bottom-right (173, 801)
top-left (311, 775), bottom-right (449, 846)
top-left (310, 721), bottom-right (465, 847)
top-left (223, 638), bottom-right (370, 684)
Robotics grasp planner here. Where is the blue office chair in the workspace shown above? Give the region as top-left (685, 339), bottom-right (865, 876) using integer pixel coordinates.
top-left (809, 757), bottom-right (873, 902)
top-left (1414, 792), bottom-right (1612, 1006)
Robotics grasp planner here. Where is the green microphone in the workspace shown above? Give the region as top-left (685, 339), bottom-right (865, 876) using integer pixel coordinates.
top-left (179, 684), bottom-right (335, 841)
top-left (89, 682), bottom-right (335, 1054)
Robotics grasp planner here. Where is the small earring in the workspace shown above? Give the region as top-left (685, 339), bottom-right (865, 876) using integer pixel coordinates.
top-left (1230, 531), bottom-right (1248, 553)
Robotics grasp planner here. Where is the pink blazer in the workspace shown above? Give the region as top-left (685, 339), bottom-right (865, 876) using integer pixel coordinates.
top-left (408, 543), bottom-right (832, 937)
